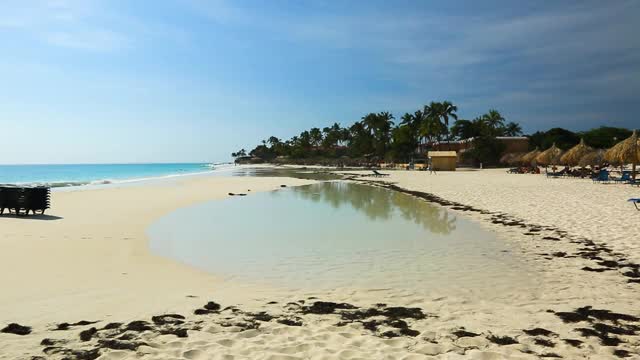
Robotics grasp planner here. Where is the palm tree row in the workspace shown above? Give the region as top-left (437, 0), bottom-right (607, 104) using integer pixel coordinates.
top-left (235, 101), bottom-right (522, 162)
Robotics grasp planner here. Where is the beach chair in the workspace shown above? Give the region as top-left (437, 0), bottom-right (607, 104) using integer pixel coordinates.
top-left (0, 187), bottom-right (5, 215)
top-left (612, 171), bottom-right (632, 184)
top-left (372, 170), bottom-right (389, 177)
top-left (26, 187), bottom-right (51, 215)
top-left (629, 198), bottom-right (640, 210)
top-left (592, 170), bottom-right (610, 183)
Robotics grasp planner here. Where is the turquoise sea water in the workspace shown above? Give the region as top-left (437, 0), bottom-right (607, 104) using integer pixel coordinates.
top-left (0, 163), bottom-right (226, 187)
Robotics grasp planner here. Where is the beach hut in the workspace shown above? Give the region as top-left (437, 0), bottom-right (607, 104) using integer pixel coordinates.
top-left (536, 143), bottom-right (564, 166)
top-left (561, 139), bottom-right (593, 166)
top-left (520, 147), bottom-right (540, 166)
top-left (578, 149), bottom-right (606, 168)
top-left (427, 151), bottom-right (457, 171)
top-left (605, 130), bottom-right (639, 179)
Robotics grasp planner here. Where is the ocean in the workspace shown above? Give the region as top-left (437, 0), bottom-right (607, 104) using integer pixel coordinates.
top-left (0, 163), bottom-right (230, 187)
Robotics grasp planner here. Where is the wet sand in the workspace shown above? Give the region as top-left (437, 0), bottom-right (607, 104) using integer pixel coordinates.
top-left (1, 168), bottom-right (639, 359)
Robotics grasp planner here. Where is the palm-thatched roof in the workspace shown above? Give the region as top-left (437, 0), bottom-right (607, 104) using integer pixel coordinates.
top-left (500, 152), bottom-right (524, 165)
top-left (560, 138), bottom-right (593, 166)
top-left (520, 147), bottom-right (540, 165)
top-left (604, 130), bottom-right (639, 165)
top-left (536, 143), bottom-right (564, 166)
top-left (578, 149), bottom-right (606, 167)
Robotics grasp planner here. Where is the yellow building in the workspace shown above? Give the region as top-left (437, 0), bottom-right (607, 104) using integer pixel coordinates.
top-left (427, 151), bottom-right (457, 171)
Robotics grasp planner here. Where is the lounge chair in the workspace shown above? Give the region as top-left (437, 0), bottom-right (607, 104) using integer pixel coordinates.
top-left (612, 171), bottom-right (632, 184)
top-left (0, 186), bottom-right (50, 216)
top-left (546, 168), bottom-right (567, 178)
top-left (629, 198), bottom-right (640, 210)
top-left (371, 170), bottom-right (389, 177)
top-left (592, 170), bottom-right (610, 183)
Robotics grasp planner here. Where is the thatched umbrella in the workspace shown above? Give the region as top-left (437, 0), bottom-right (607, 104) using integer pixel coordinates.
top-left (508, 152), bottom-right (525, 165)
top-left (560, 138), bottom-right (593, 166)
top-left (500, 153), bottom-right (523, 166)
top-left (605, 130), bottom-right (639, 179)
top-left (520, 147), bottom-right (540, 166)
top-left (536, 143), bottom-right (564, 166)
top-left (578, 149), bottom-right (606, 167)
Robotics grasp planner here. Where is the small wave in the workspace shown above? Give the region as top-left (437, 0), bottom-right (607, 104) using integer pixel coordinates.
top-left (30, 181), bottom-right (92, 188)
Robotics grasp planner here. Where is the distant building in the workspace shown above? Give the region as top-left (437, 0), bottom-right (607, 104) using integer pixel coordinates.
top-left (427, 151), bottom-right (457, 171)
top-left (418, 136), bottom-right (529, 159)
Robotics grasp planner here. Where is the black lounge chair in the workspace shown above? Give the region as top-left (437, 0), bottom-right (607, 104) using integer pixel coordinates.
top-left (371, 170), bottom-right (389, 177)
top-left (0, 186), bottom-right (50, 216)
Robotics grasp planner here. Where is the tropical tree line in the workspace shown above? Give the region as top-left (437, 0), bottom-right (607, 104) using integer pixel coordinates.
top-left (232, 100), bottom-right (636, 166)
top-left (233, 101), bottom-right (523, 163)
top-left (528, 127), bottom-right (634, 151)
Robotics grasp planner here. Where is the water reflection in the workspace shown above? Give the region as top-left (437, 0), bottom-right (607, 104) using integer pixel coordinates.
top-left (288, 182), bottom-right (456, 235)
top-left (231, 167), bottom-right (342, 181)
top-left (148, 180), bottom-right (531, 294)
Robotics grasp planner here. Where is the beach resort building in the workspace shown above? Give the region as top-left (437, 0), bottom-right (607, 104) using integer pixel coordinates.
top-left (427, 151), bottom-right (458, 171)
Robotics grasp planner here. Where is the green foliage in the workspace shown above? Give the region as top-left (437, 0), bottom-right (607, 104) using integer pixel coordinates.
top-left (580, 126), bottom-right (633, 149)
top-left (529, 128), bottom-right (580, 150)
top-left (389, 124), bottom-right (418, 161)
top-left (241, 101), bottom-right (632, 166)
top-left (463, 136), bottom-right (506, 166)
top-left (231, 149), bottom-right (247, 158)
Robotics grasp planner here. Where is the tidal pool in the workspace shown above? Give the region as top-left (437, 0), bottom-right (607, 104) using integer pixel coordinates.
top-left (148, 182), bottom-right (534, 294)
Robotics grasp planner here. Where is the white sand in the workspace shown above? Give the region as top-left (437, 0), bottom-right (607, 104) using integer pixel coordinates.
top-left (1, 168), bottom-right (639, 359)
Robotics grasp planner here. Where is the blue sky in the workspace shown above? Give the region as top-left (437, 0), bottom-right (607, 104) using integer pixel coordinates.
top-left (1, 0), bottom-right (638, 164)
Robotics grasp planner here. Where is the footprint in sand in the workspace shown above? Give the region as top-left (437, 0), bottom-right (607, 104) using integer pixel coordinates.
top-left (183, 349), bottom-right (206, 359)
top-left (99, 350), bottom-right (129, 360)
top-left (216, 338), bottom-right (235, 347)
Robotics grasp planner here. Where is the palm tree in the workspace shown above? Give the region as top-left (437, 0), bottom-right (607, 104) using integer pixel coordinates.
top-left (418, 115), bottom-right (446, 143)
top-left (267, 136), bottom-right (281, 147)
top-left (309, 127), bottom-right (323, 147)
top-left (482, 109), bottom-right (505, 133)
top-left (424, 101), bottom-right (458, 146)
top-left (361, 112), bottom-right (395, 156)
top-left (450, 119), bottom-right (478, 140)
top-left (503, 122), bottom-right (523, 137)
top-left (439, 101), bottom-right (458, 131)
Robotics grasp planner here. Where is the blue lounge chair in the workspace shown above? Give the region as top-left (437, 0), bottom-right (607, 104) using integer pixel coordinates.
top-left (629, 198), bottom-right (640, 210)
top-left (592, 169), bottom-right (610, 183)
top-left (613, 171), bottom-right (632, 184)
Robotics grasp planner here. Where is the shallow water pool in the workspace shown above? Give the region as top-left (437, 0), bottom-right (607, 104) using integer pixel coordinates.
top-left (147, 182), bottom-right (533, 294)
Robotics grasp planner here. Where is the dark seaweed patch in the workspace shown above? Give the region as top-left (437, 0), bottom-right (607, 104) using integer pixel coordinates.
top-left (277, 318), bottom-right (303, 327)
top-left (523, 328), bottom-right (556, 337)
top-left (613, 349), bottom-right (632, 358)
top-left (534, 338), bottom-right (555, 347)
top-left (1, 323), bottom-right (31, 335)
top-left (453, 330), bottom-right (479, 338)
top-left (79, 327), bottom-right (97, 341)
top-left (151, 314), bottom-right (185, 326)
top-left (486, 335), bottom-right (518, 345)
top-left (301, 301), bottom-right (357, 314)
top-left (562, 339), bottom-right (582, 347)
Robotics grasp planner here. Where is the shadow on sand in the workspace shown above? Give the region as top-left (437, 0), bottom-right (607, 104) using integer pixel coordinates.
top-left (0, 213), bottom-right (63, 221)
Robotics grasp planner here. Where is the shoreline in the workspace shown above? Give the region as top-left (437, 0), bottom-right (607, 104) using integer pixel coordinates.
top-left (1, 168), bottom-right (639, 359)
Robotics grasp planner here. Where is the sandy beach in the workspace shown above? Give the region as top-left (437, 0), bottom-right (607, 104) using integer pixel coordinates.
top-left (1, 168), bottom-right (639, 359)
